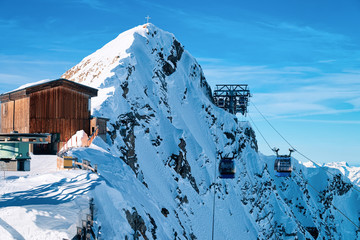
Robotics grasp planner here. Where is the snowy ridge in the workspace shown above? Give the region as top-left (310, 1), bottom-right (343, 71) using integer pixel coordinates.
top-left (325, 162), bottom-right (360, 186)
top-left (1, 24), bottom-right (360, 239)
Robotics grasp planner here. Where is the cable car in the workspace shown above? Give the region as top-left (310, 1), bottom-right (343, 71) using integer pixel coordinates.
top-left (219, 157), bottom-right (235, 179)
top-left (273, 148), bottom-right (294, 177)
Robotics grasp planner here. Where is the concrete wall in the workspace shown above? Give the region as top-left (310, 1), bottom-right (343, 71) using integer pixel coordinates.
top-left (0, 159), bottom-right (30, 171)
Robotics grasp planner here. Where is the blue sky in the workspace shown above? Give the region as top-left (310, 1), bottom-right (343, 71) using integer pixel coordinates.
top-left (1, 0), bottom-right (360, 165)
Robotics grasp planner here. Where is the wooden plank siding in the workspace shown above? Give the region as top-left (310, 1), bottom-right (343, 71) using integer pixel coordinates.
top-left (0, 97), bottom-right (30, 133)
top-left (29, 86), bottom-right (91, 142)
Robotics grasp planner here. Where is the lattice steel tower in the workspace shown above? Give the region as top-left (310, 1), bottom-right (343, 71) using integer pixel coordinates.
top-left (213, 84), bottom-right (251, 115)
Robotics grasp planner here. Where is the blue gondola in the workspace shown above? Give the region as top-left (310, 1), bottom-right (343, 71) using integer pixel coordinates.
top-left (273, 148), bottom-right (294, 177)
top-left (219, 157), bottom-right (235, 179)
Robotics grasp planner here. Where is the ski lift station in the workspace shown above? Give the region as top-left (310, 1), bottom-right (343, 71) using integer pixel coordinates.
top-left (213, 84), bottom-right (251, 115)
top-left (0, 79), bottom-right (109, 170)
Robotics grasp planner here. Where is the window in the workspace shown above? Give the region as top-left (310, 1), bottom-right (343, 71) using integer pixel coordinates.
top-left (88, 98), bottom-right (91, 112)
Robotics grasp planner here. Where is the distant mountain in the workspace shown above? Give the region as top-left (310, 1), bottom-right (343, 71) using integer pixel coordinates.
top-left (59, 23), bottom-right (360, 239)
top-left (324, 162), bottom-right (360, 186)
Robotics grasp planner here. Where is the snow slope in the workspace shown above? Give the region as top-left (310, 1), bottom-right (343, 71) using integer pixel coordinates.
top-left (0, 155), bottom-right (99, 239)
top-left (1, 23), bottom-right (360, 239)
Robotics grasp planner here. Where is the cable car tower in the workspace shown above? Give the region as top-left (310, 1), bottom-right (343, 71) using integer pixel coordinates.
top-left (213, 84), bottom-right (251, 115)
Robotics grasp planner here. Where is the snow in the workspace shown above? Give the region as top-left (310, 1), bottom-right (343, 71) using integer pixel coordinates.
top-left (0, 155), bottom-right (98, 239)
top-left (2, 79), bottom-right (52, 94)
top-left (1, 23), bottom-right (360, 239)
top-left (301, 161), bottom-right (317, 168)
top-left (60, 130), bottom-right (89, 152)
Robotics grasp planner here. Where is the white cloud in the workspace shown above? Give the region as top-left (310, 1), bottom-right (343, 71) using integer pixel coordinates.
top-left (196, 57), bottom-right (223, 63)
top-left (267, 22), bottom-right (348, 43)
top-left (0, 73), bottom-right (31, 85)
top-left (347, 97), bottom-right (360, 108)
top-left (318, 59), bottom-right (337, 63)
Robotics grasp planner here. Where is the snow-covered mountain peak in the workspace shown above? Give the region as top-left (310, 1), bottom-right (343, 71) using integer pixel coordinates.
top-left (62, 23), bottom-right (212, 121)
top-left (57, 25), bottom-right (360, 239)
top-left (325, 161), bottom-right (350, 168)
top-left (62, 23), bottom-right (193, 86)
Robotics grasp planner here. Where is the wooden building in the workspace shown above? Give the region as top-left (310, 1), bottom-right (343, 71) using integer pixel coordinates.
top-left (0, 78), bottom-right (98, 153)
top-left (90, 116), bottom-right (109, 142)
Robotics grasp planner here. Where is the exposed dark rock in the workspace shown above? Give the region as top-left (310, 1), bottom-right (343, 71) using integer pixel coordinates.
top-left (330, 174), bottom-right (353, 196)
top-left (126, 65), bottom-right (135, 80)
top-left (146, 213), bottom-right (157, 240)
top-left (162, 39), bottom-right (184, 76)
top-left (110, 113), bottom-right (148, 187)
top-left (173, 210), bottom-right (190, 240)
top-left (188, 63), bottom-right (213, 102)
top-left (167, 138), bottom-right (199, 193)
top-left (244, 127), bottom-right (258, 152)
top-left (151, 135), bottom-right (163, 147)
top-left (121, 81), bottom-right (129, 98)
top-left (161, 208), bottom-right (169, 217)
top-left (199, 71), bottom-right (213, 102)
top-left (189, 232), bottom-right (197, 240)
top-left (224, 132), bottom-right (235, 144)
top-left (319, 174), bottom-right (353, 210)
top-left (182, 88), bottom-right (187, 100)
top-left (125, 208), bottom-right (148, 240)
top-left (114, 110), bottom-right (155, 181)
top-left (306, 227), bottom-right (319, 239)
top-left (176, 195), bottom-right (189, 205)
top-left (162, 61), bottom-right (175, 76)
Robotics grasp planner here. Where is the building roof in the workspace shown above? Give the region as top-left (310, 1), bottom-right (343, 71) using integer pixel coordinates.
top-left (91, 116), bottom-right (110, 121)
top-left (0, 78), bottom-right (98, 102)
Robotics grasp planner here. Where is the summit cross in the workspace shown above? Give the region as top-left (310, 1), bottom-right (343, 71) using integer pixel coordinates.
top-left (145, 15), bottom-right (151, 23)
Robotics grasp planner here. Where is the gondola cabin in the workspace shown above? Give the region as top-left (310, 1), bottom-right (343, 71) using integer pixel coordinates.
top-left (219, 157), bottom-right (235, 179)
top-left (274, 156), bottom-right (292, 177)
top-left (273, 148), bottom-right (294, 177)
